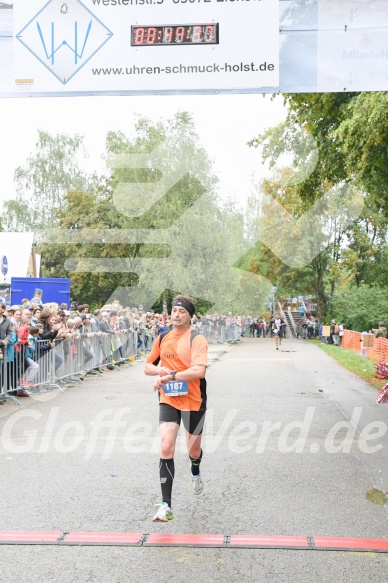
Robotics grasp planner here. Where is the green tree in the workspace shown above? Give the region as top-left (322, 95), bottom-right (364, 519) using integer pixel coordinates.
top-left (248, 92), bottom-right (388, 320)
top-left (3, 130), bottom-right (99, 231)
top-left (39, 113), bottom-right (259, 312)
top-left (243, 167), bottom-right (364, 319)
top-left (334, 92), bottom-right (388, 214)
top-left (242, 170), bottom-right (316, 302)
top-left (331, 283), bottom-right (388, 332)
top-left (39, 188), bottom-right (142, 307)
top-left (103, 114), bottom-right (261, 313)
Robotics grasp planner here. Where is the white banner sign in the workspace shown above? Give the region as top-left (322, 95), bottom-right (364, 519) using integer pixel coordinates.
top-left (316, 0), bottom-right (388, 92)
top-left (13, 0), bottom-right (279, 94)
top-left (5, 0), bottom-right (388, 96)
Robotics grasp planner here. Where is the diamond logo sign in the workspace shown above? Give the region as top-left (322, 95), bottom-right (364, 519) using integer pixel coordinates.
top-left (16, 0), bottom-right (113, 85)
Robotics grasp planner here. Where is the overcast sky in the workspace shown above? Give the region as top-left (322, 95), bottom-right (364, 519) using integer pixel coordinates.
top-left (0, 93), bottom-right (287, 211)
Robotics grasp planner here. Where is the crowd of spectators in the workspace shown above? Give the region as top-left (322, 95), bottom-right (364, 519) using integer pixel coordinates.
top-left (191, 314), bottom-right (286, 340)
top-left (0, 293), bottom-right (275, 400)
top-left (319, 320), bottom-right (344, 345)
top-left (2, 287), bottom-right (383, 401)
top-left (0, 293), bottom-right (156, 400)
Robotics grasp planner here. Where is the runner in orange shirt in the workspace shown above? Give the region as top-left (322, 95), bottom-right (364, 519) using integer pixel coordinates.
top-left (144, 295), bottom-right (208, 522)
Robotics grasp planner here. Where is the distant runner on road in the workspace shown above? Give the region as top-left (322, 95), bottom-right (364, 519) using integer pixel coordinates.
top-left (144, 295), bottom-right (208, 522)
top-left (272, 313), bottom-right (285, 350)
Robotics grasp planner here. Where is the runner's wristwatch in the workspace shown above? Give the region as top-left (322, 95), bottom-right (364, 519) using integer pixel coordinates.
top-left (170, 370), bottom-right (177, 381)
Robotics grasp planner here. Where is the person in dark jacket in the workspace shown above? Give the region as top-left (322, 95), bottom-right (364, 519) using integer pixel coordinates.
top-left (0, 303), bottom-right (14, 400)
top-left (374, 322), bottom-right (387, 339)
top-left (0, 303), bottom-right (12, 350)
top-left (37, 309), bottom-right (64, 371)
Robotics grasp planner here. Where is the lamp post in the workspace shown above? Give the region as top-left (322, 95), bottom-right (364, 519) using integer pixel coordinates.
top-left (272, 284), bottom-right (277, 317)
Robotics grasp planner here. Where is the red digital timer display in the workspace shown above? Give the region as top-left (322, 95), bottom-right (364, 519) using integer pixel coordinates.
top-left (131, 24), bottom-right (219, 46)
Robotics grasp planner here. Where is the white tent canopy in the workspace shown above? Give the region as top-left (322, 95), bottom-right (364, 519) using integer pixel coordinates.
top-left (0, 232), bottom-right (39, 284)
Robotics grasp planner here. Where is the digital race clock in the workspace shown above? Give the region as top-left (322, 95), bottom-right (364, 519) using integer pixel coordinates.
top-left (131, 24), bottom-right (219, 46)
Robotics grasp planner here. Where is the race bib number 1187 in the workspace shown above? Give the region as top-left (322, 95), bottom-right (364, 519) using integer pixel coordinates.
top-left (162, 380), bottom-right (189, 397)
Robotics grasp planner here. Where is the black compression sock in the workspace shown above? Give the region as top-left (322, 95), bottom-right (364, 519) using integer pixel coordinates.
top-left (159, 458), bottom-right (175, 507)
top-left (189, 449), bottom-right (203, 476)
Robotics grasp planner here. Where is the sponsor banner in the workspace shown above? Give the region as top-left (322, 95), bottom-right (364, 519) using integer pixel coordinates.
top-left (2, 0), bottom-right (388, 96)
top-left (13, 0), bottom-right (279, 94)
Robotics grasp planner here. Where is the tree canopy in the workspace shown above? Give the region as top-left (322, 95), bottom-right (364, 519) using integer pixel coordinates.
top-left (3, 130), bottom-right (99, 232)
top-left (248, 92), bottom-right (388, 326)
top-left (26, 113), bottom-right (269, 314)
top-left (4, 96), bottom-right (386, 328)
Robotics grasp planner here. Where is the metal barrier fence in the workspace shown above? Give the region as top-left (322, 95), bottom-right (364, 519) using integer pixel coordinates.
top-left (0, 331), bottom-right (138, 405)
top-left (226, 325), bottom-right (242, 343)
top-left (201, 324), bottom-right (242, 344)
top-left (138, 325), bottom-right (244, 350)
top-left (202, 324), bottom-right (223, 344)
top-left (0, 323), bottom-right (245, 405)
top-left (137, 331), bottom-right (156, 356)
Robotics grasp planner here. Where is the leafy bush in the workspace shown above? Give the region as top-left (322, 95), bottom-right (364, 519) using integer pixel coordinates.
top-left (331, 283), bottom-right (388, 332)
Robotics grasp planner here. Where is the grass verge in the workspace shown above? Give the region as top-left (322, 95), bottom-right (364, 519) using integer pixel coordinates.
top-left (310, 340), bottom-right (386, 391)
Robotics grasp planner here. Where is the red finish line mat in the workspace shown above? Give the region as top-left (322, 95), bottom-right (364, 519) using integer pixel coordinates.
top-left (143, 533), bottom-right (225, 547)
top-left (0, 531), bottom-right (63, 545)
top-left (61, 532), bottom-right (144, 546)
top-left (1, 532), bottom-right (388, 552)
top-left (227, 535), bottom-right (310, 549)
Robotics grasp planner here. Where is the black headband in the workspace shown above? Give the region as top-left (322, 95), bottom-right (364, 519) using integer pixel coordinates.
top-left (172, 300), bottom-right (195, 317)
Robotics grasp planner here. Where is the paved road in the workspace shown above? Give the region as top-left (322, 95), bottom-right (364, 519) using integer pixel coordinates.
top-left (1, 337), bottom-right (388, 582)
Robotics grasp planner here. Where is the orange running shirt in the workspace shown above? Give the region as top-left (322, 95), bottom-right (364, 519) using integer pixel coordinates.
top-left (146, 328), bottom-right (208, 411)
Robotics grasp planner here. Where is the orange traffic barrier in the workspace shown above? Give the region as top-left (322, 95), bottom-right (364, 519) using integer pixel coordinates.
top-left (342, 330), bottom-right (362, 353)
top-left (341, 330), bottom-right (388, 367)
top-left (366, 337), bottom-right (388, 363)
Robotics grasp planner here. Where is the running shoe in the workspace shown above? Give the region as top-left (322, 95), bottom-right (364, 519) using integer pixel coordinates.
top-left (152, 502), bottom-right (173, 522)
top-left (190, 472), bottom-right (204, 495)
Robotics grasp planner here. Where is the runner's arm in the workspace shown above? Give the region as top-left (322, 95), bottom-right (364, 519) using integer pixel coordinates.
top-left (144, 362), bottom-right (171, 377)
top-left (153, 364), bottom-right (206, 391)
